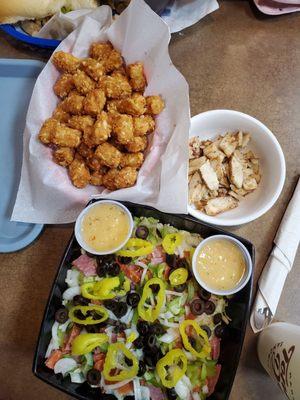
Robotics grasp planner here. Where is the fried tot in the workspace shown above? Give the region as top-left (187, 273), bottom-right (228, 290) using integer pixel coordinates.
top-left (77, 142), bottom-right (94, 159)
top-left (83, 89), bottom-right (106, 116)
top-left (126, 136), bottom-right (148, 153)
top-left (127, 62), bottom-right (146, 92)
top-left (68, 155), bottom-right (90, 188)
top-left (105, 49), bottom-right (123, 73)
top-left (90, 169), bottom-right (107, 186)
top-left (117, 93), bottom-right (146, 116)
top-left (68, 115), bottom-right (94, 131)
top-left (60, 92), bottom-right (84, 115)
top-left (133, 115), bottom-right (155, 136)
top-left (73, 70), bottom-right (95, 95)
top-left (99, 73), bottom-right (132, 99)
top-left (83, 112), bottom-right (111, 147)
top-left (53, 74), bottom-right (74, 98)
top-left (102, 167), bottom-right (138, 190)
top-left (81, 58), bottom-right (105, 81)
top-left (52, 107), bottom-right (71, 123)
top-left (53, 147), bottom-right (75, 167)
top-left (86, 154), bottom-right (102, 171)
top-left (51, 124), bottom-right (82, 148)
top-left (38, 118), bottom-right (59, 144)
top-left (120, 152), bottom-right (144, 168)
top-left (146, 95), bottom-right (165, 115)
top-left (111, 113), bottom-right (134, 145)
top-left (106, 99), bottom-right (121, 113)
top-left (52, 51), bottom-right (80, 73)
top-left (89, 42), bottom-right (113, 61)
top-left (94, 142), bottom-right (122, 168)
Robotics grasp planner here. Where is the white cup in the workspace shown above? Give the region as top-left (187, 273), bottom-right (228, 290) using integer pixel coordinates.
top-left (257, 322), bottom-right (300, 400)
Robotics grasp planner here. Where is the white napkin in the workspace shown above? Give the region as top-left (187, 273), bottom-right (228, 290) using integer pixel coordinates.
top-left (35, 0), bottom-right (219, 38)
top-left (250, 177), bottom-right (300, 333)
top-left (12, 0), bottom-right (190, 224)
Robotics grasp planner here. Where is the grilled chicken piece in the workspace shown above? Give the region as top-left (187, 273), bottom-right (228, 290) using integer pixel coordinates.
top-left (189, 156), bottom-right (207, 175)
top-left (205, 196), bottom-right (238, 216)
top-left (200, 160), bottom-right (219, 191)
top-left (229, 155), bottom-right (244, 189)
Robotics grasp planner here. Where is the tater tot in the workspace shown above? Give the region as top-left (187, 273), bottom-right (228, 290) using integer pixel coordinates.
top-left (60, 92), bottom-right (84, 115)
top-left (83, 89), bottom-right (106, 116)
top-left (106, 99), bottom-right (121, 113)
top-left (94, 142), bottom-right (122, 168)
top-left (38, 118), bottom-right (59, 144)
top-left (89, 42), bottom-right (113, 61)
top-left (120, 152), bottom-right (144, 168)
top-left (81, 58), bottom-right (105, 81)
top-left (77, 142), bottom-right (94, 159)
top-left (99, 74), bottom-right (132, 99)
top-left (117, 93), bottom-right (146, 116)
top-left (83, 112), bottom-right (111, 147)
top-left (111, 113), bottom-right (134, 144)
top-left (68, 115), bottom-right (94, 131)
top-left (51, 124), bottom-right (82, 148)
top-left (90, 170), bottom-right (105, 186)
top-left (133, 115), bottom-right (155, 136)
top-left (73, 70), bottom-right (95, 95)
top-left (53, 147), bottom-right (75, 167)
top-left (52, 51), bottom-right (80, 73)
top-left (68, 155), bottom-right (90, 188)
top-left (105, 49), bottom-right (123, 73)
top-left (86, 154), bottom-right (102, 171)
top-left (126, 135), bottom-right (148, 153)
top-left (53, 74), bottom-right (74, 98)
top-left (52, 107), bottom-right (70, 124)
top-left (146, 95), bottom-right (165, 115)
top-left (102, 167), bottom-right (138, 190)
top-left (127, 62), bottom-right (146, 92)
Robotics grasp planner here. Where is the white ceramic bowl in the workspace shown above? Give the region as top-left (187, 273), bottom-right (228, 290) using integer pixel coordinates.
top-left (188, 109), bottom-right (286, 226)
top-left (75, 200), bottom-right (133, 255)
top-left (192, 234), bottom-right (253, 296)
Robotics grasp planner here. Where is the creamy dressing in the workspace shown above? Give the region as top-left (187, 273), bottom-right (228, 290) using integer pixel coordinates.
top-left (81, 204), bottom-right (130, 252)
top-left (196, 239), bottom-right (246, 291)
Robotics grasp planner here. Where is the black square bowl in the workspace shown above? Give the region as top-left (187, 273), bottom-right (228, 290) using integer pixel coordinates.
top-left (33, 200), bottom-right (254, 400)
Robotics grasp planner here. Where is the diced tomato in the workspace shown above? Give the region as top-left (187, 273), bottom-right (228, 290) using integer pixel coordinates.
top-left (63, 324), bottom-right (81, 352)
top-left (210, 336), bottom-right (220, 360)
top-left (45, 349), bottom-right (63, 369)
top-left (174, 338), bottom-right (183, 349)
top-left (93, 352), bottom-right (106, 371)
top-left (163, 265), bottom-right (171, 280)
top-left (207, 364), bottom-right (221, 396)
top-left (91, 299), bottom-right (101, 305)
top-left (183, 250), bottom-right (190, 259)
top-left (192, 385), bottom-right (201, 393)
top-left (185, 312), bottom-right (196, 320)
top-left (120, 264), bottom-right (142, 284)
top-left (116, 381), bottom-right (133, 395)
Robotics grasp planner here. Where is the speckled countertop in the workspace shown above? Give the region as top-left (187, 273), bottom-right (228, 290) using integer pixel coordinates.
top-left (0, 1), bottom-right (299, 399)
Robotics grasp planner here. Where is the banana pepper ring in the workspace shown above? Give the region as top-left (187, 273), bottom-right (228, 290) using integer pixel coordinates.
top-left (138, 277), bottom-right (165, 323)
top-left (179, 319), bottom-right (211, 358)
top-left (156, 349), bottom-right (187, 388)
top-left (69, 305), bottom-right (108, 325)
top-left (169, 267), bottom-right (188, 286)
top-left (162, 233), bottom-right (182, 255)
top-left (103, 342), bottom-right (138, 381)
top-left (81, 277), bottom-right (130, 300)
top-left (72, 333), bottom-right (108, 355)
top-left (117, 238), bottom-right (153, 257)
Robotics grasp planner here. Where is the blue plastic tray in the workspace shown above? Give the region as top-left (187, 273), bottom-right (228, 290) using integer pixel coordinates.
top-left (0, 59), bottom-right (44, 253)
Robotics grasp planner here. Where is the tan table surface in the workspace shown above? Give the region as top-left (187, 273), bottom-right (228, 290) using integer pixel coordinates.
top-left (0, 1), bottom-right (299, 399)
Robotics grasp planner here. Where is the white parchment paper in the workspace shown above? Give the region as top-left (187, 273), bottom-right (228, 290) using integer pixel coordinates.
top-left (12, 0), bottom-right (190, 224)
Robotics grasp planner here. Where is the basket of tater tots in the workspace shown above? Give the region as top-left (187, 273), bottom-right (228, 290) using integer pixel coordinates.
top-left (12, 0), bottom-right (190, 224)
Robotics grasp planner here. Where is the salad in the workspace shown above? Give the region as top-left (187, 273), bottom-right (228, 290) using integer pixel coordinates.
top-left (45, 216), bottom-right (229, 400)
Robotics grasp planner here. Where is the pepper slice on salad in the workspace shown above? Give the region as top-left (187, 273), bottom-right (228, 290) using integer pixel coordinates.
top-left (72, 333), bottom-right (108, 355)
top-left (156, 349), bottom-right (187, 388)
top-left (81, 276), bottom-right (130, 300)
top-left (69, 305), bottom-right (108, 325)
top-left (117, 238), bottom-right (153, 257)
top-left (138, 277), bottom-right (165, 322)
top-left (169, 267), bottom-right (188, 286)
top-left (162, 233), bottom-right (182, 254)
top-left (103, 342), bottom-right (138, 381)
top-left (179, 319), bottom-right (211, 358)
